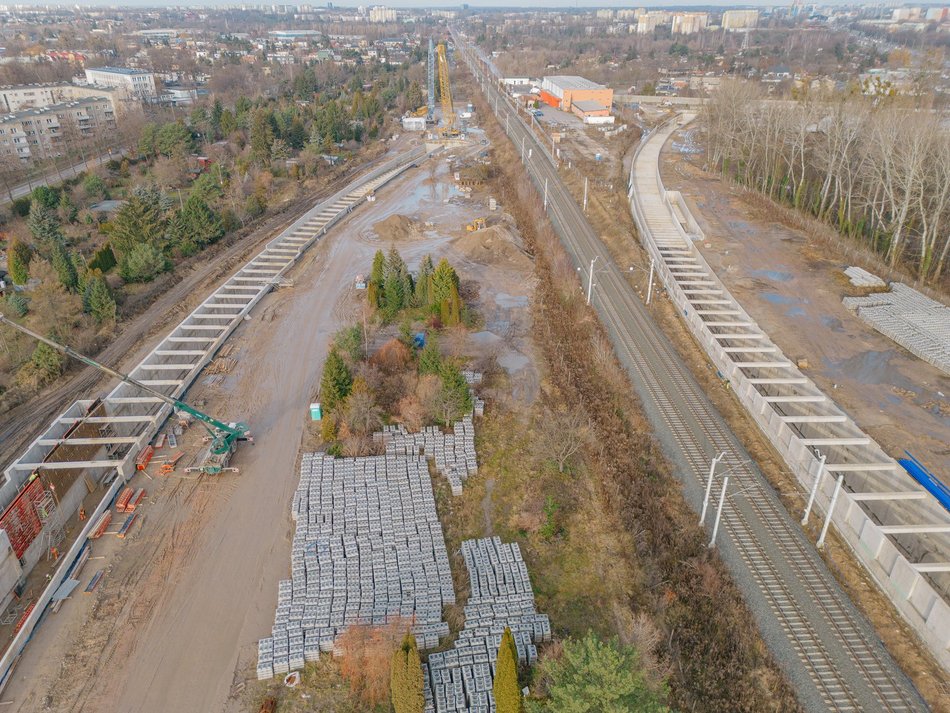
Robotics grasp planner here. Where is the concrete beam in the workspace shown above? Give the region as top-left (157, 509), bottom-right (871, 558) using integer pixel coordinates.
top-left (748, 378), bottom-right (808, 384)
top-left (58, 415), bottom-right (158, 424)
top-left (913, 562), bottom-right (950, 573)
top-left (799, 437), bottom-right (871, 446)
top-left (735, 361), bottom-right (794, 369)
top-left (36, 436), bottom-right (140, 446)
top-left (825, 463), bottom-right (897, 472)
top-left (9, 459), bottom-right (126, 471)
top-left (154, 350), bottom-right (206, 356)
top-left (723, 347), bottom-right (778, 353)
top-left (878, 524), bottom-right (950, 535)
top-left (780, 415), bottom-right (848, 423)
top-left (714, 333), bottom-right (766, 340)
top-left (763, 395), bottom-right (826, 403)
top-left (849, 491), bottom-right (930, 502)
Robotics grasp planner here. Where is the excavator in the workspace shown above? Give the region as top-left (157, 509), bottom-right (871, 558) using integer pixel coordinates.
top-left (0, 315), bottom-right (251, 475)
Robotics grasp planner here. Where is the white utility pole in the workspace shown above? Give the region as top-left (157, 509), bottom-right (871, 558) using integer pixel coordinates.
top-left (543, 178), bottom-right (548, 210)
top-left (646, 258), bottom-right (656, 304)
top-left (583, 177), bottom-right (588, 213)
top-left (521, 135), bottom-right (525, 163)
top-left (700, 452), bottom-right (726, 525)
top-left (506, 114), bottom-right (509, 134)
top-left (801, 453), bottom-right (826, 526)
top-left (817, 474), bottom-right (844, 549)
top-left (586, 257), bottom-right (598, 305)
top-left (708, 475), bottom-right (729, 548)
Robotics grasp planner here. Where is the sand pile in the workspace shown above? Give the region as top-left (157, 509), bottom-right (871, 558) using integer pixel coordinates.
top-left (452, 224), bottom-right (532, 270)
top-left (373, 214), bottom-right (423, 242)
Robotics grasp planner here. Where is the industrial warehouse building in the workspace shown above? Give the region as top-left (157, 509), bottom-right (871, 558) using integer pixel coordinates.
top-left (539, 75), bottom-right (613, 113)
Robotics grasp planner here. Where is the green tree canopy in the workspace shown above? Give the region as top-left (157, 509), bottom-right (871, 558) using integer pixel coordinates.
top-left (534, 632), bottom-right (668, 713)
top-left (83, 273), bottom-right (116, 324)
top-left (7, 239), bottom-right (32, 285)
top-left (119, 242), bottom-right (169, 283)
top-left (108, 186), bottom-right (170, 256)
top-left (390, 633), bottom-right (425, 713)
top-left (50, 241), bottom-right (78, 292)
top-left (494, 627), bottom-right (523, 713)
top-left (27, 199), bottom-right (65, 256)
top-left (320, 348), bottom-right (353, 413)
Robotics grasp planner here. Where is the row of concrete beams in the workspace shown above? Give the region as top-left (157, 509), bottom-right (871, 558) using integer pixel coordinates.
top-left (630, 128), bottom-right (949, 561)
top-left (1, 151), bottom-right (423, 485)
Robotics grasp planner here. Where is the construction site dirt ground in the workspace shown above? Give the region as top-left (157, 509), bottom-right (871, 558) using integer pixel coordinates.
top-left (659, 135), bottom-right (950, 482)
top-left (0, 141), bottom-right (539, 712)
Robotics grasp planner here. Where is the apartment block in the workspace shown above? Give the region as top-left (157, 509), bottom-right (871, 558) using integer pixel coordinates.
top-left (0, 96), bottom-right (116, 164)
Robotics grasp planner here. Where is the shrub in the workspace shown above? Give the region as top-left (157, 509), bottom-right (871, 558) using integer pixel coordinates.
top-left (119, 242), bottom-right (169, 283)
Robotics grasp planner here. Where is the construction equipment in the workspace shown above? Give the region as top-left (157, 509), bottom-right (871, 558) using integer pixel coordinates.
top-left (427, 38), bottom-right (436, 122)
top-left (0, 315), bottom-right (251, 475)
top-left (436, 42), bottom-right (458, 137)
top-left (466, 217), bottom-right (486, 232)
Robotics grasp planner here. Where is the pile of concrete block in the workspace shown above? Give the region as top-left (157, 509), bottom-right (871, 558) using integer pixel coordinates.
top-left (463, 370), bottom-right (486, 416)
top-left (844, 266), bottom-right (886, 288)
top-left (257, 452), bottom-right (454, 680)
top-left (376, 415), bottom-right (478, 496)
top-left (424, 537), bottom-right (551, 713)
top-left (844, 282), bottom-right (950, 375)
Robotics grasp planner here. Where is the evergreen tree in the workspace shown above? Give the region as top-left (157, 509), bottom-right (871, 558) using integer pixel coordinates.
top-left (51, 241), bottom-right (79, 292)
top-left (108, 187), bottom-right (169, 256)
top-left (181, 194), bottom-right (224, 248)
top-left (418, 339), bottom-right (442, 375)
top-left (383, 247), bottom-right (410, 317)
top-left (88, 243), bottom-right (117, 273)
top-left (5, 292), bottom-right (28, 317)
top-left (439, 282), bottom-right (462, 327)
top-left (391, 633), bottom-right (425, 713)
top-left (415, 254), bottom-right (434, 307)
top-left (369, 249), bottom-right (386, 306)
top-left (164, 210), bottom-right (194, 255)
top-left (493, 627), bottom-right (523, 713)
top-left (537, 632), bottom-right (669, 713)
top-left (320, 349), bottom-right (352, 413)
top-left (250, 109), bottom-right (276, 166)
top-left (406, 81), bottom-right (423, 110)
top-left (119, 242), bottom-right (169, 283)
top-left (7, 239), bottom-right (32, 285)
top-left (18, 341), bottom-right (65, 389)
top-left (83, 274), bottom-right (116, 324)
top-left (58, 190), bottom-right (78, 223)
top-left (26, 200), bottom-right (64, 256)
top-left (30, 185), bottom-right (60, 210)
top-left (429, 258), bottom-right (460, 308)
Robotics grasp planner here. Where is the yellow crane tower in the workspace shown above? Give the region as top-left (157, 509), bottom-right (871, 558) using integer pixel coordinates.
top-left (436, 42), bottom-right (458, 137)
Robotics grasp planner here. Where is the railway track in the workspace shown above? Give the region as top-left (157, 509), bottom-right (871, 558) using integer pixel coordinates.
top-left (455, 34), bottom-right (928, 713)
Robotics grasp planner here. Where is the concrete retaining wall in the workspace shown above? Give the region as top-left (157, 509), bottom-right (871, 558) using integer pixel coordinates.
top-left (628, 120), bottom-right (950, 672)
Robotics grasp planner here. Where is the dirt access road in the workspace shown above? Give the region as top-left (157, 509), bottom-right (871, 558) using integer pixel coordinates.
top-left (1, 146), bottom-right (502, 713)
top-left (660, 135), bottom-right (949, 479)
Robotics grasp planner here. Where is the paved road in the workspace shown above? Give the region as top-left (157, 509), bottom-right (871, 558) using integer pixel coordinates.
top-left (455, 32), bottom-right (928, 713)
top-left (1, 150), bottom-right (125, 205)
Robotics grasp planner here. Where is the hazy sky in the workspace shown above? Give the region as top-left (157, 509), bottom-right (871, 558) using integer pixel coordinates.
top-left (8, 1), bottom-right (807, 8)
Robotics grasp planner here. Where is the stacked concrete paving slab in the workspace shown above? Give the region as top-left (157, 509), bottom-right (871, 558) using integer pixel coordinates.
top-left (256, 452), bottom-right (454, 680)
top-left (844, 266), bottom-right (886, 289)
top-left (424, 537), bottom-right (551, 713)
top-left (376, 416), bottom-right (478, 496)
top-left (844, 282), bottom-right (950, 375)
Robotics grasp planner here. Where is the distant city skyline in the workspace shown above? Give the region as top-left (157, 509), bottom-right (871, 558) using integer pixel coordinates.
top-left (3, 0), bottom-right (869, 8)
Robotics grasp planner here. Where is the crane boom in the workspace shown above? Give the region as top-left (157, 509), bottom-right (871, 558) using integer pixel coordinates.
top-left (0, 315), bottom-right (249, 467)
top-left (436, 42), bottom-right (456, 135)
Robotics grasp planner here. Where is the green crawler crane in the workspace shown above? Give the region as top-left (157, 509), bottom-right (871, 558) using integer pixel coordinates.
top-left (0, 315), bottom-right (251, 475)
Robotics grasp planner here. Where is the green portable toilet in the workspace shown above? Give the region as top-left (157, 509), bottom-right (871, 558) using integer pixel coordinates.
top-left (310, 402), bottom-right (322, 421)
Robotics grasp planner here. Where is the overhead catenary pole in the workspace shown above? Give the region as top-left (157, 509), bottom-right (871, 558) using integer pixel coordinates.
top-left (646, 258), bottom-right (655, 304)
top-left (583, 176), bottom-right (588, 212)
top-left (709, 475), bottom-right (730, 548)
top-left (700, 451), bottom-right (726, 525)
top-left (802, 452), bottom-right (827, 525)
top-left (521, 135), bottom-right (526, 164)
top-left (586, 256), bottom-right (598, 305)
top-left (543, 178), bottom-right (548, 210)
top-left (817, 474), bottom-right (844, 549)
